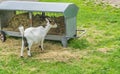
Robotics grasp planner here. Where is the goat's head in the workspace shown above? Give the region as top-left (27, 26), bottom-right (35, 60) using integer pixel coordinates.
top-left (45, 18), bottom-right (57, 28)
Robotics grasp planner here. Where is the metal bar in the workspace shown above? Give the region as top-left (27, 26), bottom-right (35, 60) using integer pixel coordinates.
top-left (3, 30), bottom-right (64, 41)
top-left (76, 30), bottom-right (86, 38)
top-left (3, 31), bottom-right (21, 37)
top-left (65, 30), bottom-right (86, 39)
top-left (29, 12), bottom-right (32, 26)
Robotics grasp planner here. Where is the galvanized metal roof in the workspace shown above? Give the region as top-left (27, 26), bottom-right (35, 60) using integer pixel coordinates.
top-left (0, 1), bottom-right (79, 17)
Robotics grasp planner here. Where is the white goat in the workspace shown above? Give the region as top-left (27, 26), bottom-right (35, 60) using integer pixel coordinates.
top-left (19, 18), bottom-right (57, 57)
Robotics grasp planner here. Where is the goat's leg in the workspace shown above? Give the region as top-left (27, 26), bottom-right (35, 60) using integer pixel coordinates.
top-left (39, 42), bottom-right (41, 49)
top-left (39, 41), bottom-right (43, 51)
top-left (27, 42), bottom-right (32, 57)
top-left (20, 39), bottom-right (24, 57)
top-left (41, 38), bottom-right (45, 51)
top-left (39, 45), bottom-right (42, 51)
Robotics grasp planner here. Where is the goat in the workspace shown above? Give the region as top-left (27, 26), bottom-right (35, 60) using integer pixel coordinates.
top-left (18, 18), bottom-right (57, 57)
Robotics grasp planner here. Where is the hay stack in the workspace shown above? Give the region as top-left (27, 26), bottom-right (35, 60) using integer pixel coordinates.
top-left (6, 13), bottom-right (65, 35)
top-left (7, 13), bottom-right (30, 31)
top-left (49, 16), bottom-right (65, 35)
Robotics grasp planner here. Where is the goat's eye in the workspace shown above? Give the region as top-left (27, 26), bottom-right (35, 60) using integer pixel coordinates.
top-left (49, 21), bottom-right (52, 23)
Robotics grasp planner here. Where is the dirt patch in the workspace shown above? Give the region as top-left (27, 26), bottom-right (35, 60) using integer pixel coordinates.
top-left (106, 0), bottom-right (120, 8)
top-left (97, 0), bottom-right (120, 8)
top-left (34, 50), bottom-right (80, 62)
top-left (0, 38), bottom-right (81, 62)
top-left (97, 48), bottom-right (111, 53)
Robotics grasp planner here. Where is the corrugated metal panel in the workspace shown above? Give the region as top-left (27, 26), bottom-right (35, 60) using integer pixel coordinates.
top-left (65, 17), bottom-right (76, 37)
top-left (0, 1), bottom-right (78, 17)
top-left (0, 1), bottom-right (70, 12)
top-left (64, 4), bottom-right (79, 18)
top-left (0, 1), bottom-right (79, 17)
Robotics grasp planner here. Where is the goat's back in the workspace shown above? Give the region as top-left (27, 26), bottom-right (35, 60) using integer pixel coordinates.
top-left (24, 26), bottom-right (45, 43)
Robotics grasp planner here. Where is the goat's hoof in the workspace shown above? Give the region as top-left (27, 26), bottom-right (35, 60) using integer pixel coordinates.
top-left (41, 49), bottom-right (44, 51)
top-left (28, 56), bottom-right (32, 57)
top-left (39, 45), bottom-right (41, 48)
top-left (20, 56), bottom-right (24, 58)
top-left (28, 55), bottom-right (32, 57)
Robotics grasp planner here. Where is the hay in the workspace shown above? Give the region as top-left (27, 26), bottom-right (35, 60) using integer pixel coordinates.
top-left (0, 38), bottom-right (81, 62)
top-left (4, 13), bottom-right (65, 35)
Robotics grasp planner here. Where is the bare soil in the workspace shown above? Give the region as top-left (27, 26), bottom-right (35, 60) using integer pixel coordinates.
top-left (102, 0), bottom-right (120, 8)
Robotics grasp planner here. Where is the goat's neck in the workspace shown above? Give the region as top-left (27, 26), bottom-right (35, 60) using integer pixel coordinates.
top-left (44, 23), bottom-right (51, 34)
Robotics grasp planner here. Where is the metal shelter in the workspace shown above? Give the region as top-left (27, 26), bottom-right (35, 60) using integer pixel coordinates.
top-left (0, 1), bottom-right (79, 47)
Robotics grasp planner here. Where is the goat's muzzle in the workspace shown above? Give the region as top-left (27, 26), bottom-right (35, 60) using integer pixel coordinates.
top-left (52, 23), bottom-right (57, 28)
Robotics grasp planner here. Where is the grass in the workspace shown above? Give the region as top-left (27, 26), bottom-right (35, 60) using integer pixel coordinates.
top-left (0, 0), bottom-right (120, 74)
top-left (68, 38), bottom-right (89, 49)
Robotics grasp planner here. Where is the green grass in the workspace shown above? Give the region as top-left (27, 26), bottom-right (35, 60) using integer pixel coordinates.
top-left (68, 38), bottom-right (89, 49)
top-left (0, 0), bottom-right (120, 74)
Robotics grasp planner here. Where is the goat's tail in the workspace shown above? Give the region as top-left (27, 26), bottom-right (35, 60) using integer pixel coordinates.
top-left (18, 26), bottom-right (28, 47)
top-left (18, 25), bottom-right (24, 37)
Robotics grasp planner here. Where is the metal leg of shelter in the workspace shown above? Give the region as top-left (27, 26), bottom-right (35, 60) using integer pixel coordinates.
top-left (61, 36), bottom-right (68, 47)
top-left (29, 12), bottom-right (32, 27)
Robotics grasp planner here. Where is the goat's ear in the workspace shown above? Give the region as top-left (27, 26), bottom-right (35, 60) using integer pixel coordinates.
top-left (45, 18), bottom-right (49, 22)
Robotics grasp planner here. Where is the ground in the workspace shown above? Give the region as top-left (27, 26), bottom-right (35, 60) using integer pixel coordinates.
top-left (0, 0), bottom-right (119, 64)
top-left (0, 0), bottom-right (120, 73)
top-left (0, 38), bottom-right (81, 61)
